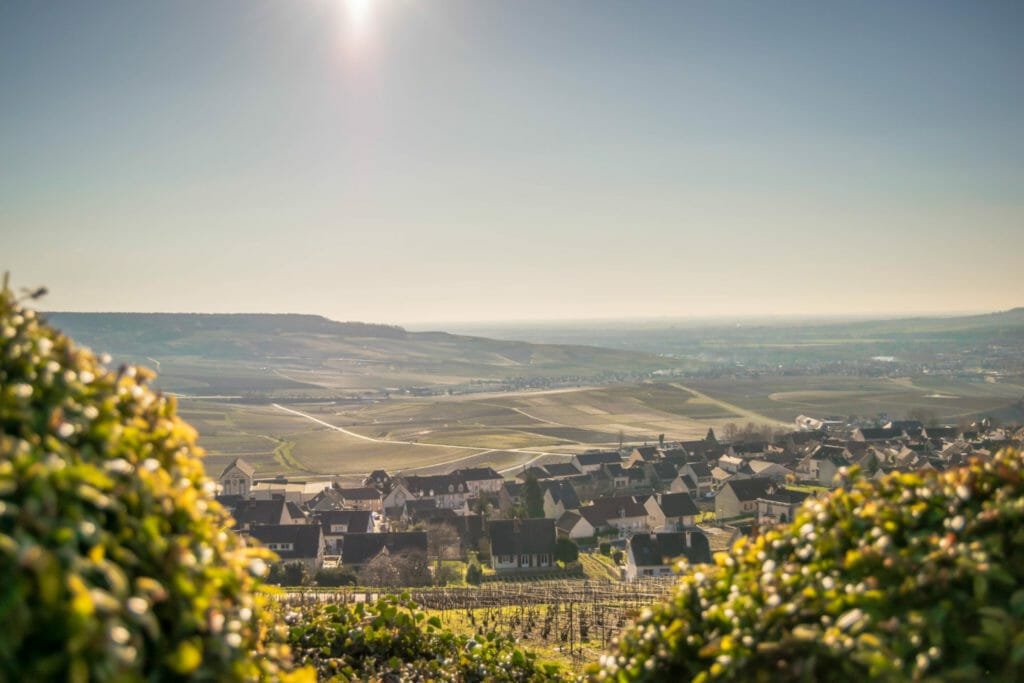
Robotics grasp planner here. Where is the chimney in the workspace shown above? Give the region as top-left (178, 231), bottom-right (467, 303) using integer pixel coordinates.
top-left (685, 530), bottom-right (692, 547)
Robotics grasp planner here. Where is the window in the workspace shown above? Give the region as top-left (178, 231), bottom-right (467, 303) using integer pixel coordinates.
top-left (267, 542), bottom-right (293, 552)
top-left (520, 554), bottom-right (531, 567)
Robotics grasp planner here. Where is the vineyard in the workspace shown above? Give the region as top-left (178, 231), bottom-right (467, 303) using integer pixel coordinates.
top-left (280, 578), bottom-right (678, 670)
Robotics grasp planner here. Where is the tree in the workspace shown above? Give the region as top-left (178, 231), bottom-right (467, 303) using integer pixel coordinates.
top-left (314, 566), bottom-right (358, 587)
top-left (425, 522), bottom-right (461, 564)
top-left (723, 422), bottom-right (738, 442)
top-left (554, 538), bottom-right (579, 564)
top-left (359, 551), bottom-right (402, 587)
top-left (0, 282), bottom-right (296, 681)
top-left (465, 563), bottom-right (483, 585)
top-left (523, 473), bottom-right (544, 519)
top-left (267, 561), bottom-right (309, 586)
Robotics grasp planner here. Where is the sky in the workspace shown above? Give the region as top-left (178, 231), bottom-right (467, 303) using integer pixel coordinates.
top-left (2, 0), bottom-right (1022, 325)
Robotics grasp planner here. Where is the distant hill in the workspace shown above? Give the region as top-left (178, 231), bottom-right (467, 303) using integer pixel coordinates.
top-left (43, 311), bottom-right (666, 396)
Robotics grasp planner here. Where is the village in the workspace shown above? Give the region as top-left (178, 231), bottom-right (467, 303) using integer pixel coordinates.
top-left (215, 416), bottom-right (1024, 586)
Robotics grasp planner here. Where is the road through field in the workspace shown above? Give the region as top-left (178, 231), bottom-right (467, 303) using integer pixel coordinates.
top-left (271, 403), bottom-right (571, 474)
top-left (668, 383), bottom-right (790, 428)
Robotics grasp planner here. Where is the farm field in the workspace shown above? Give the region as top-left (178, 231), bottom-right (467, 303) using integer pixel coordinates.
top-left (684, 375), bottom-right (1024, 424)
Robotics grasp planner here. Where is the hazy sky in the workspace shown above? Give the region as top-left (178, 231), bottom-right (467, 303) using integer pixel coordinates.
top-left (2, 1), bottom-right (1022, 324)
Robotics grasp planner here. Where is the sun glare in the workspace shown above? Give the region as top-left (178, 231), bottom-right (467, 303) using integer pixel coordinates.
top-left (345, 0), bottom-right (373, 41)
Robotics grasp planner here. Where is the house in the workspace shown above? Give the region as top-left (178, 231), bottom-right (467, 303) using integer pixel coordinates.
top-left (317, 509), bottom-right (374, 553)
top-left (363, 470), bottom-right (392, 493)
top-left (644, 492), bottom-right (699, 531)
top-left (600, 463), bottom-right (647, 492)
top-left (487, 518), bottom-right (558, 572)
top-left (306, 487), bottom-right (347, 512)
top-left (542, 480), bottom-right (581, 519)
top-left (669, 473), bottom-right (700, 497)
top-left (572, 450), bottom-right (623, 473)
top-left (643, 461), bottom-right (680, 491)
top-left (624, 530), bottom-right (712, 580)
top-left (250, 479), bottom-right (329, 505)
top-left (248, 524), bottom-right (326, 573)
top-left (543, 463), bottom-right (583, 479)
top-left (339, 531), bottom-right (428, 569)
top-left (232, 497), bottom-right (297, 531)
top-left (756, 487), bottom-right (812, 525)
top-left (219, 458), bottom-right (255, 497)
top-left (807, 445), bottom-right (851, 486)
top-left (741, 459), bottom-right (794, 483)
top-left (398, 474), bottom-right (471, 509)
top-left (336, 486), bottom-right (383, 512)
top-left (681, 461), bottom-right (714, 496)
top-left (555, 510), bottom-right (596, 541)
top-left (455, 467), bottom-right (505, 495)
top-left (625, 445), bottom-right (660, 468)
top-left (382, 482), bottom-right (415, 514)
top-left (582, 495), bottom-right (648, 535)
top-left (498, 481), bottom-right (524, 513)
top-left (714, 477), bottom-right (772, 520)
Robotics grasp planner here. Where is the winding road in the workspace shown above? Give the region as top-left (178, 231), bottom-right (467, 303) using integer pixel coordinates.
top-left (271, 403), bottom-right (571, 475)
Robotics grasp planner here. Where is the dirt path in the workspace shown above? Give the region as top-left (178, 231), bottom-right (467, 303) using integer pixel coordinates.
top-left (668, 383), bottom-right (790, 428)
top-left (271, 403), bottom-right (572, 474)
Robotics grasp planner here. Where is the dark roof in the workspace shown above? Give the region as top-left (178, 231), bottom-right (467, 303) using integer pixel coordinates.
top-left (589, 495), bottom-right (647, 520)
top-left (502, 481), bottom-right (524, 498)
top-left (632, 445), bottom-right (659, 461)
top-left (340, 532), bottom-right (427, 566)
top-left (337, 486), bottom-right (382, 501)
top-left (677, 474), bottom-right (697, 491)
top-left (307, 487), bottom-right (347, 512)
top-left (687, 462), bottom-right (713, 478)
top-left (487, 519), bottom-right (557, 556)
top-left (760, 487), bottom-right (812, 505)
top-left (456, 467), bottom-right (503, 482)
top-left (650, 461), bottom-right (679, 481)
top-left (578, 506), bottom-right (608, 529)
top-left (401, 474), bottom-right (466, 496)
top-left (403, 499), bottom-right (438, 514)
top-left (543, 463), bottom-right (582, 478)
top-left (629, 531), bottom-right (712, 567)
top-left (318, 509), bottom-right (373, 534)
top-left (248, 524), bottom-right (323, 560)
top-left (604, 463), bottom-right (646, 481)
top-left (723, 477), bottom-right (772, 502)
top-left (576, 451), bottom-right (623, 466)
top-left (556, 511), bottom-right (583, 533)
top-left (925, 426), bottom-right (959, 440)
top-left (517, 466), bottom-right (551, 481)
top-left (859, 427), bottom-right (903, 441)
top-left (732, 441), bottom-right (767, 454)
top-left (215, 494), bottom-right (244, 511)
top-left (232, 499), bottom-right (288, 527)
top-left (657, 492), bottom-right (699, 518)
top-left (543, 480), bottom-right (581, 510)
top-left (286, 502), bottom-right (306, 521)
top-left (220, 457), bottom-right (255, 479)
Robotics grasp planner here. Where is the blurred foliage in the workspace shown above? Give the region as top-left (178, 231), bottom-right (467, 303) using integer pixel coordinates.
top-left (285, 594), bottom-right (563, 681)
top-left (0, 283), bottom-right (308, 681)
top-left (588, 448), bottom-right (1024, 682)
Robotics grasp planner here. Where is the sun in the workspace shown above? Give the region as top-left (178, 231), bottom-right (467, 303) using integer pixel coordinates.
top-left (345, 0), bottom-right (373, 39)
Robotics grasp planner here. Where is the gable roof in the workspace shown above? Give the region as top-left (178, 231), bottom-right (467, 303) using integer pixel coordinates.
top-left (232, 498), bottom-right (288, 527)
top-left (317, 509), bottom-right (373, 534)
top-left (543, 480), bottom-right (581, 510)
top-left (340, 532), bottom-right (428, 566)
top-left (456, 467), bottom-right (503, 482)
top-left (722, 477), bottom-right (773, 502)
top-left (576, 451), bottom-right (623, 466)
top-left (760, 487), bottom-right (812, 506)
top-left (589, 495), bottom-right (647, 520)
top-left (248, 524), bottom-right (323, 560)
top-left (337, 486), bottom-right (382, 501)
top-left (487, 518), bottom-right (557, 556)
top-left (555, 510), bottom-right (583, 534)
top-left (220, 457), bottom-right (255, 479)
top-left (628, 531), bottom-right (712, 567)
top-left (306, 487), bottom-right (347, 512)
top-left (658, 492), bottom-right (700, 518)
top-left (543, 463), bottom-right (582, 478)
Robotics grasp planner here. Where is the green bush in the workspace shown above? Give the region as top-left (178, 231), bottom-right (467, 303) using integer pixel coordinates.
top-left (588, 449), bottom-right (1024, 682)
top-left (0, 284), bottom-right (301, 681)
top-left (465, 563), bottom-right (483, 586)
top-left (286, 593), bottom-right (562, 681)
top-left (555, 538), bottom-right (579, 564)
top-left (268, 561), bottom-right (311, 587)
top-left (314, 567), bottom-right (358, 588)
top-left (600, 542), bottom-right (611, 556)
